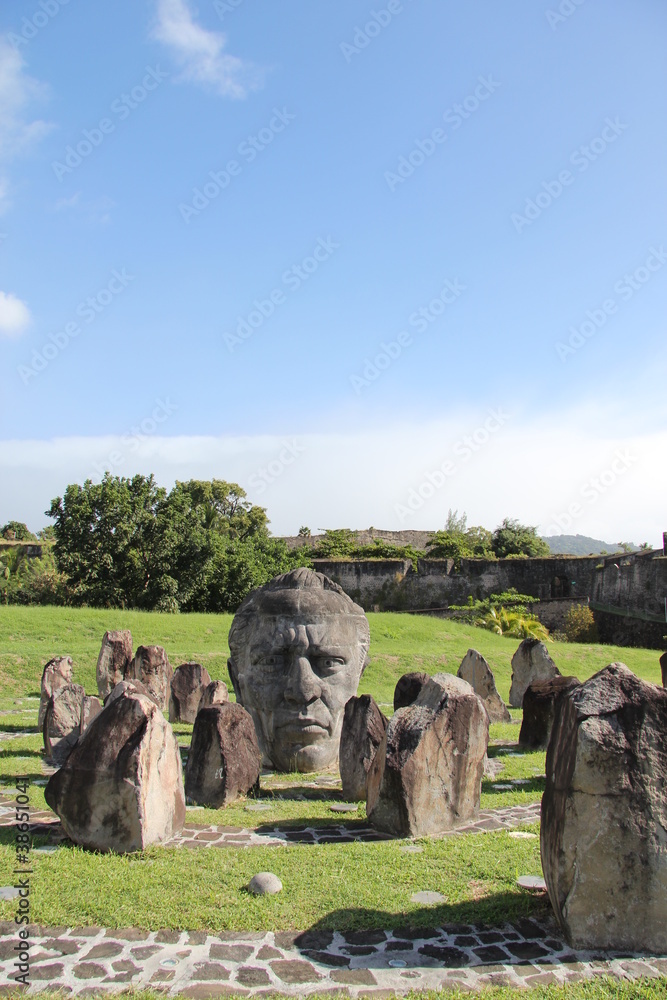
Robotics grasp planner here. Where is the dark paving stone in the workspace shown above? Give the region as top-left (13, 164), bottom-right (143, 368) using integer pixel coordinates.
top-left (515, 918), bottom-right (547, 939)
top-left (30, 963), bottom-right (64, 979)
top-left (544, 938), bottom-right (565, 951)
top-left (331, 969), bottom-right (378, 985)
top-left (512, 963), bottom-right (539, 977)
top-left (270, 959), bottom-right (323, 984)
top-left (85, 942), bottom-right (124, 959)
top-left (102, 973), bottom-right (135, 984)
top-left (418, 945), bottom-right (469, 967)
top-left (473, 945), bottom-right (511, 963)
top-left (256, 945), bottom-right (283, 960)
top-left (187, 932), bottom-right (208, 946)
top-left (294, 930), bottom-right (334, 949)
top-left (193, 962), bottom-right (231, 980)
top-left (454, 936), bottom-right (479, 947)
top-left (506, 941), bottom-right (551, 961)
top-left (477, 931), bottom-right (505, 944)
top-left (71, 926), bottom-right (102, 936)
top-left (236, 966), bottom-right (271, 987)
top-left (342, 946), bottom-right (377, 956)
top-left (156, 929), bottom-right (182, 943)
top-left (503, 932), bottom-right (521, 941)
top-left (217, 931), bottom-right (265, 942)
top-left (73, 962), bottom-right (108, 979)
top-left (304, 950), bottom-right (350, 967)
top-left (526, 972), bottom-right (558, 985)
top-left (131, 944), bottom-right (162, 959)
top-left (43, 937), bottom-right (81, 955)
top-left (386, 941), bottom-right (415, 952)
top-left (209, 944), bottom-right (254, 962)
top-left (343, 930), bottom-right (386, 945)
top-left (393, 927), bottom-right (439, 940)
top-left (112, 927), bottom-right (150, 941)
top-left (0, 941), bottom-right (19, 960)
top-left (284, 832), bottom-right (316, 842)
top-left (112, 959), bottom-right (141, 973)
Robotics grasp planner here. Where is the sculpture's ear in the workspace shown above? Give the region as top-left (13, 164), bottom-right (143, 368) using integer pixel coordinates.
top-left (360, 654), bottom-right (370, 678)
top-left (227, 657), bottom-right (242, 701)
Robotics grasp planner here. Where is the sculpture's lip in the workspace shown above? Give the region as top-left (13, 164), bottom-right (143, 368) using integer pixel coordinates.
top-left (276, 718), bottom-right (330, 743)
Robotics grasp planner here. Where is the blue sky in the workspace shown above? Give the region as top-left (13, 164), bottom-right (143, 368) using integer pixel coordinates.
top-left (1, 0), bottom-right (666, 542)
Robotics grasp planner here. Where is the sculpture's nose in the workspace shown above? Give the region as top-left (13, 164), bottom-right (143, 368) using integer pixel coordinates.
top-left (284, 655), bottom-right (321, 705)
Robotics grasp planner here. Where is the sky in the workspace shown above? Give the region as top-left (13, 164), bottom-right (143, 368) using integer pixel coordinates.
top-left (1, 0), bottom-right (666, 544)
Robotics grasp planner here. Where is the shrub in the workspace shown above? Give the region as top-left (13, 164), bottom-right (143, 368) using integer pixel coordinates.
top-left (563, 603), bottom-right (598, 643)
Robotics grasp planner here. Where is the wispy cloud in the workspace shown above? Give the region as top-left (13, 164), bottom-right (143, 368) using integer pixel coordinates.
top-left (54, 192), bottom-right (114, 225)
top-left (151, 0), bottom-right (262, 99)
top-left (0, 36), bottom-right (52, 212)
top-left (0, 290), bottom-right (31, 337)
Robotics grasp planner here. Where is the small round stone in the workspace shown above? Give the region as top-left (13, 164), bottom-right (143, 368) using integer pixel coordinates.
top-left (410, 890), bottom-right (445, 905)
top-left (492, 783), bottom-right (513, 790)
top-left (517, 875), bottom-right (547, 891)
top-left (248, 872), bottom-right (282, 895)
top-left (329, 803), bottom-right (358, 813)
top-left (509, 831), bottom-right (538, 840)
top-left (0, 887), bottom-right (19, 900)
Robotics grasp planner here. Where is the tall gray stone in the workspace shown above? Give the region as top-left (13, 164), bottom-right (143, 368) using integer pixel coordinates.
top-left (96, 630), bottom-right (132, 699)
top-left (169, 662), bottom-right (212, 723)
top-left (367, 673), bottom-right (488, 837)
top-left (38, 656), bottom-right (73, 728)
top-left (509, 638), bottom-right (560, 708)
top-left (45, 689), bottom-right (185, 853)
top-left (199, 680), bottom-right (229, 710)
top-left (457, 649), bottom-right (510, 723)
top-left (43, 682), bottom-right (85, 765)
top-left (184, 704), bottom-right (261, 808)
top-left (81, 695), bottom-right (103, 733)
top-left (541, 663), bottom-right (667, 952)
top-left (127, 645), bottom-right (172, 712)
top-left (339, 695), bottom-right (388, 802)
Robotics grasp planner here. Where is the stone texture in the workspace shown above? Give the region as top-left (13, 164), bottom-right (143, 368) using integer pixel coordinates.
top-left (457, 649), bottom-right (510, 723)
top-left (541, 662), bottom-right (667, 952)
top-left (339, 695), bottom-right (388, 801)
top-left (43, 683), bottom-right (85, 764)
top-left (367, 673), bottom-right (489, 837)
top-left (45, 689), bottom-right (185, 853)
top-left (509, 639), bottom-right (560, 708)
top-left (228, 567), bottom-right (370, 772)
top-left (127, 645), bottom-right (173, 712)
top-left (104, 679), bottom-right (159, 708)
top-left (519, 676), bottom-right (580, 749)
top-left (38, 655), bottom-right (74, 728)
top-left (169, 662), bottom-right (212, 724)
top-left (184, 704), bottom-right (261, 808)
top-left (95, 631), bottom-right (132, 699)
top-left (393, 671), bottom-right (430, 711)
top-left (248, 872), bottom-right (282, 895)
top-left (199, 681), bottom-right (229, 710)
top-left (81, 695), bottom-right (103, 733)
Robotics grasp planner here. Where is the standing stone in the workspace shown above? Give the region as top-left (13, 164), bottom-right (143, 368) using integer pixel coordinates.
top-left (104, 678), bottom-right (160, 707)
top-left (127, 645), bottom-right (172, 712)
top-left (393, 671), bottom-right (430, 711)
top-left (339, 695), bottom-right (388, 802)
top-left (367, 673), bottom-right (488, 837)
top-left (509, 639), bottom-right (560, 708)
top-left (519, 676), bottom-right (580, 749)
top-left (457, 649), bottom-right (511, 723)
top-left (38, 656), bottom-right (73, 728)
top-left (81, 695), bottom-right (103, 733)
top-left (199, 680), bottom-right (229, 710)
top-left (96, 630), bottom-right (132, 699)
top-left (43, 683), bottom-right (85, 765)
top-left (184, 704), bottom-right (261, 808)
top-left (169, 662), bottom-right (212, 724)
top-left (45, 690), bottom-right (185, 853)
top-left (541, 663), bottom-right (667, 952)
top-left (660, 651), bottom-right (667, 688)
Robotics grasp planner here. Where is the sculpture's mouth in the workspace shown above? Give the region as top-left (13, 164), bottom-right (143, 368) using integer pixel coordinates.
top-left (277, 718), bottom-right (329, 745)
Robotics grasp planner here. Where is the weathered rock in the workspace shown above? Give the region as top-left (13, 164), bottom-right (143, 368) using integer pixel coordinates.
top-left (45, 689), bottom-right (185, 853)
top-left (127, 645), bottom-right (172, 712)
top-left (457, 649), bottom-right (511, 723)
top-left (509, 639), bottom-right (560, 708)
top-left (199, 680), bottom-right (229, 710)
top-left (104, 679), bottom-right (158, 707)
top-left (81, 695), bottom-right (103, 733)
top-left (38, 656), bottom-right (73, 728)
top-left (519, 676), bottom-right (580, 749)
top-left (660, 651), bottom-right (667, 687)
top-left (367, 673), bottom-right (489, 837)
top-left (184, 704), bottom-right (261, 808)
top-left (95, 630), bottom-right (132, 699)
top-left (393, 671), bottom-right (430, 711)
top-left (248, 872), bottom-right (282, 895)
top-left (339, 695), bottom-right (388, 801)
top-left (541, 663), bottom-right (667, 952)
top-left (43, 683), bottom-right (85, 765)
top-left (169, 662), bottom-right (212, 723)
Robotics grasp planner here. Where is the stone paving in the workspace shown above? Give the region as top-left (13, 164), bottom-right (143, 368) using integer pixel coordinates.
top-left (1, 919), bottom-right (666, 994)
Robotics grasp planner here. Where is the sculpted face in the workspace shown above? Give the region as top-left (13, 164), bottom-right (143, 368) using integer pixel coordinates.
top-left (228, 571), bottom-right (369, 772)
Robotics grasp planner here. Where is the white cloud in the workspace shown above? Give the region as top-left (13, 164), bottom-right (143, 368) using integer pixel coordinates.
top-left (151, 0), bottom-right (261, 98)
top-left (0, 37), bottom-right (52, 212)
top-left (0, 290), bottom-right (30, 336)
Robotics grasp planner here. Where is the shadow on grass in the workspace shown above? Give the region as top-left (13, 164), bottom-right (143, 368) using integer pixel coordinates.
top-left (0, 748), bottom-right (44, 759)
top-left (0, 722), bottom-right (39, 733)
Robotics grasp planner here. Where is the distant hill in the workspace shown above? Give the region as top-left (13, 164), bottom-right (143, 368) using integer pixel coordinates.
top-left (541, 534), bottom-right (637, 556)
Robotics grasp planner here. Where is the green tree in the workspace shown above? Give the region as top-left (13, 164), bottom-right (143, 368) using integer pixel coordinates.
top-left (1, 521), bottom-right (37, 541)
top-left (426, 510), bottom-right (494, 567)
top-left (491, 518), bottom-right (550, 558)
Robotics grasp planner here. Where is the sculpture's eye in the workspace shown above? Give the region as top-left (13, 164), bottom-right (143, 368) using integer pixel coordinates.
top-left (314, 655), bottom-right (345, 676)
top-left (262, 654), bottom-right (284, 669)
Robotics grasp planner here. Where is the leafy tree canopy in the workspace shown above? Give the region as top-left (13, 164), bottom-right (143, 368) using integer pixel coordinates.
top-left (1, 521), bottom-right (37, 541)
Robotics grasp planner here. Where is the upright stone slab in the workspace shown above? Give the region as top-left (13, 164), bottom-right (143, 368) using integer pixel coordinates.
top-left (457, 649), bottom-right (511, 723)
top-left (509, 638), bottom-right (559, 708)
top-left (169, 662), bottom-right (212, 723)
top-left (184, 704), bottom-right (261, 808)
top-left (339, 695), bottom-right (388, 801)
top-left (81, 695), bottom-right (103, 733)
top-left (38, 656), bottom-right (73, 728)
top-left (393, 671), bottom-right (430, 711)
top-left (45, 690), bottom-right (185, 853)
top-left (96, 630), bottom-right (132, 699)
top-left (660, 651), bottom-right (667, 688)
top-left (199, 680), bottom-right (229, 709)
top-left (367, 673), bottom-right (488, 837)
top-left (541, 663), bottom-right (667, 952)
top-left (519, 676), bottom-right (580, 749)
top-left (104, 679), bottom-right (159, 707)
top-left (43, 683), bottom-right (85, 765)
top-left (127, 645), bottom-right (172, 712)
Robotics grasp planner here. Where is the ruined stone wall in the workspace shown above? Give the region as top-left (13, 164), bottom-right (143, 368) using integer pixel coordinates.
top-left (590, 550), bottom-right (667, 648)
